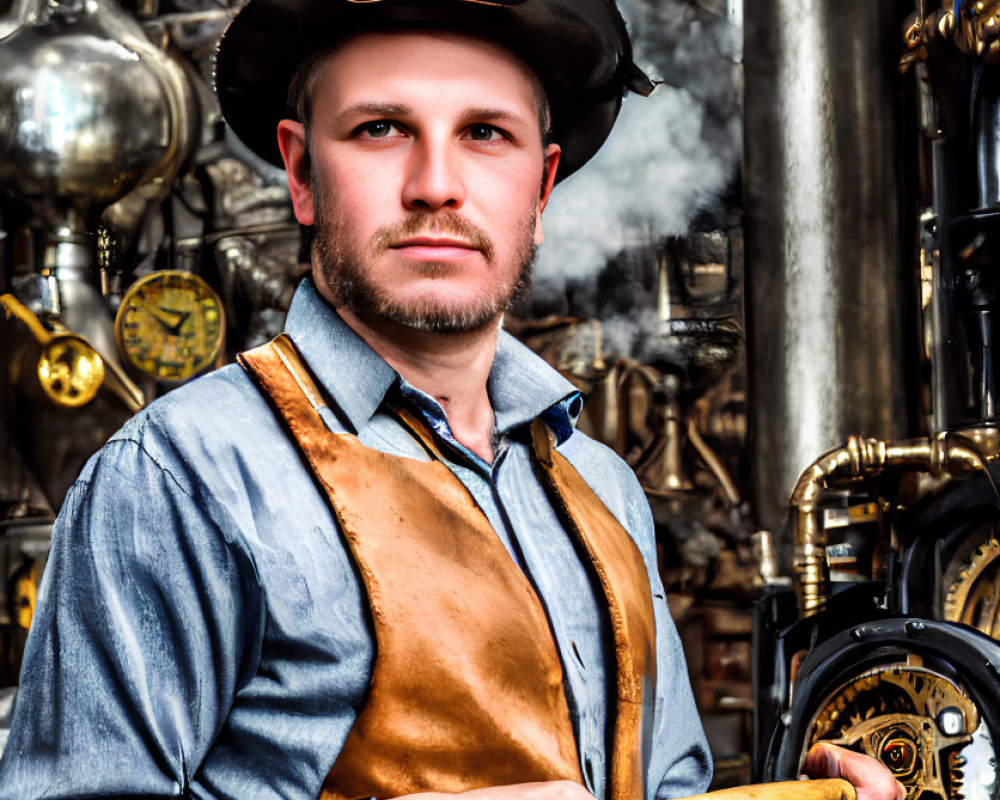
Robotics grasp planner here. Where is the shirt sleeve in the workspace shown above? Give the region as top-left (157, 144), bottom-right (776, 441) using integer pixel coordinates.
top-left (0, 436), bottom-right (263, 799)
top-left (612, 457), bottom-right (714, 799)
top-left (647, 589), bottom-right (714, 799)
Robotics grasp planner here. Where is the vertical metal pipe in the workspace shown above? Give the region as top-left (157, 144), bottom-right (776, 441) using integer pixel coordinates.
top-left (744, 0), bottom-right (913, 550)
top-left (975, 67), bottom-right (1000, 210)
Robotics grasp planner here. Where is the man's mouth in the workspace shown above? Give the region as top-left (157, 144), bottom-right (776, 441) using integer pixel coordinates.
top-left (389, 236), bottom-right (484, 260)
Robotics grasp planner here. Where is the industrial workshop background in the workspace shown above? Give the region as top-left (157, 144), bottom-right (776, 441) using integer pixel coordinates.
top-left (2, 1), bottom-right (1000, 798)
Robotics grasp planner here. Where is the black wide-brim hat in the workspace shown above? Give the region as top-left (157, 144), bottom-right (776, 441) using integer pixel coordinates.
top-left (214, 0), bottom-right (654, 183)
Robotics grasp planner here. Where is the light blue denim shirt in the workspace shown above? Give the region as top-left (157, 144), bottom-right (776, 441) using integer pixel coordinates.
top-left (0, 278), bottom-right (711, 800)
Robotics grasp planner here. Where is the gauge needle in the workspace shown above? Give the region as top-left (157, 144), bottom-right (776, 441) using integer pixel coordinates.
top-left (150, 306), bottom-right (190, 336)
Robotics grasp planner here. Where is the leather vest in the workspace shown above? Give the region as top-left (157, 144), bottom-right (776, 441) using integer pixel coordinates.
top-left (239, 334), bottom-right (657, 800)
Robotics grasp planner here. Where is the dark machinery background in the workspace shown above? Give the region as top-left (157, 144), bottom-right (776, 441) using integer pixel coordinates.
top-left (2, 1), bottom-right (1000, 797)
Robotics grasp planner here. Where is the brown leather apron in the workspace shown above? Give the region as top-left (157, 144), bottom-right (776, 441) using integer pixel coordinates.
top-left (239, 334), bottom-right (656, 800)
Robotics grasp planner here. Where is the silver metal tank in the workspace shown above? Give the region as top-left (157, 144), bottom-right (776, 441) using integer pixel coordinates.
top-left (0, 0), bottom-right (190, 236)
top-left (0, 0), bottom-right (195, 373)
top-left (744, 0), bottom-right (914, 550)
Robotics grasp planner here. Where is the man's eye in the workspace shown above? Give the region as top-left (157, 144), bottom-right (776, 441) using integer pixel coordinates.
top-left (357, 120), bottom-right (400, 138)
top-left (467, 124), bottom-right (503, 142)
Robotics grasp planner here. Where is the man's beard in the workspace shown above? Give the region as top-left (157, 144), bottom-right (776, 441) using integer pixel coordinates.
top-left (313, 200), bottom-right (537, 335)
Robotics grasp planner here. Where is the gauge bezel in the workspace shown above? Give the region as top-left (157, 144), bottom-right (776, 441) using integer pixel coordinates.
top-left (114, 270), bottom-right (225, 384)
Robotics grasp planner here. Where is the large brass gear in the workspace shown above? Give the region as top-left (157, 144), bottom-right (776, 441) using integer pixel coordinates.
top-left (944, 538), bottom-right (1000, 637)
top-left (805, 657), bottom-right (979, 800)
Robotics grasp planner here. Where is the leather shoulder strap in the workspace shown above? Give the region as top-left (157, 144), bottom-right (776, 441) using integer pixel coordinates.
top-left (237, 333), bottom-right (330, 439)
top-left (531, 419), bottom-right (657, 800)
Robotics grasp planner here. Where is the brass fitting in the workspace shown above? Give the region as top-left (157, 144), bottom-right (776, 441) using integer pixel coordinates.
top-left (901, 1), bottom-right (1000, 70)
top-left (790, 432), bottom-right (996, 616)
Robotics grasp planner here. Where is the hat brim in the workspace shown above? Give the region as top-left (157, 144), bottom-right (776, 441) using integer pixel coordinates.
top-left (214, 0), bottom-right (644, 182)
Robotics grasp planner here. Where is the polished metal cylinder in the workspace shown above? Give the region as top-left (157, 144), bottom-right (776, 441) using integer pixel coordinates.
top-left (744, 0), bottom-right (913, 549)
top-left (0, 0), bottom-right (191, 232)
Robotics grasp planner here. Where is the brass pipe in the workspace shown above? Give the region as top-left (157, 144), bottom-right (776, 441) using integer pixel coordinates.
top-left (791, 431), bottom-right (997, 616)
top-left (686, 418), bottom-right (741, 507)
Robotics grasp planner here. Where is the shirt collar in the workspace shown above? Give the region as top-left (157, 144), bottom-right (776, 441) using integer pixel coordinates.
top-left (283, 276), bottom-right (582, 442)
top-left (489, 330), bottom-right (582, 442)
top-left (283, 277), bottom-right (397, 434)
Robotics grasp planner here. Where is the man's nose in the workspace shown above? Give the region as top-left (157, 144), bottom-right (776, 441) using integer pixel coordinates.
top-left (401, 136), bottom-right (466, 211)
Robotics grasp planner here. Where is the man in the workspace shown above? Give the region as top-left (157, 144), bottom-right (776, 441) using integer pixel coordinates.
top-left (0, 1), bottom-right (902, 798)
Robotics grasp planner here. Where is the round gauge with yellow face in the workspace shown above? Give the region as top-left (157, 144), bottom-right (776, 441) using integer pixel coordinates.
top-left (115, 270), bottom-right (225, 383)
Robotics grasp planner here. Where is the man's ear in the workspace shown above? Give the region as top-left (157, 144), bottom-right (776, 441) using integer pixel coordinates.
top-left (277, 119), bottom-right (315, 226)
top-left (534, 142), bottom-right (561, 246)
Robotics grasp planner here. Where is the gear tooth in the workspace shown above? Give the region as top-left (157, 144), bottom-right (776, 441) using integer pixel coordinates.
top-left (950, 741), bottom-right (968, 800)
top-left (944, 537), bottom-right (1000, 636)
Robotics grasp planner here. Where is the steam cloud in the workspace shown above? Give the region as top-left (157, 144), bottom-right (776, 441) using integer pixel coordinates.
top-left (534, 0), bottom-right (741, 287)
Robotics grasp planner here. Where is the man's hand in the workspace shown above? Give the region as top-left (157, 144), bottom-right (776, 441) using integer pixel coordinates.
top-left (802, 742), bottom-right (905, 800)
top-left (395, 780), bottom-right (594, 800)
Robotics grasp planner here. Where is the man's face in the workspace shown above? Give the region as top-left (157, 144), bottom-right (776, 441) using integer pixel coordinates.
top-left (280, 30), bottom-right (561, 334)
